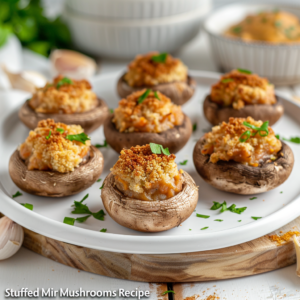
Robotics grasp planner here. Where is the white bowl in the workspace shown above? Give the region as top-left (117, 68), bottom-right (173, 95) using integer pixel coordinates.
top-left (63, 6), bottom-right (210, 59)
top-left (204, 3), bottom-right (300, 85)
top-left (65, 0), bottom-right (211, 19)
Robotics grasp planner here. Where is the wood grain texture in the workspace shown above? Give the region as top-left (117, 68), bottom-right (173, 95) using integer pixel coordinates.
top-left (20, 216), bottom-right (300, 282)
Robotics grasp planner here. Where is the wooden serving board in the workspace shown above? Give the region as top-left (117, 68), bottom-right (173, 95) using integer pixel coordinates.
top-left (17, 216), bottom-right (300, 283)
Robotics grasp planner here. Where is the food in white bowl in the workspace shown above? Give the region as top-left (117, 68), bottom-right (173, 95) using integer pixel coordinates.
top-left (204, 3), bottom-right (300, 85)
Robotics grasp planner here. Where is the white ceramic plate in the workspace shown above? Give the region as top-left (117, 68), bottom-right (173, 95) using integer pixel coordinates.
top-left (0, 70), bottom-right (300, 254)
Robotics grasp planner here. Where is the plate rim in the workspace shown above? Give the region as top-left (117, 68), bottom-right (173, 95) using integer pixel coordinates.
top-left (0, 69), bottom-right (300, 254)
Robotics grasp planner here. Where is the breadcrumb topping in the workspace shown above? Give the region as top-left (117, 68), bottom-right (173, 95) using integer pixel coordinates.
top-left (29, 75), bottom-right (98, 114)
top-left (124, 52), bottom-right (188, 87)
top-left (210, 70), bottom-right (276, 109)
top-left (19, 119), bottom-right (91, 173)
top-left (201, 117), bottom-right (282, 166)
top-left (111, 144), bottom-right (183, 200)
top-left (113, 90), bottom-right (184, 133)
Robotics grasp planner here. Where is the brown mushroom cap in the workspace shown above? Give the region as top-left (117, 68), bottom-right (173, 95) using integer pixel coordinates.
top-left (101, 171), bottom-right (198, 232)
top-left (18, 98), bottom-right (109, 134)
top-left (9, 146), bottom-right (104, 197)
top-left (193, 137), bottom-right (294, 195)
top-left (104, 114), bottom-right (192, 154)
top-left (117, 73), bottom-right (196, 106)
top-left (203, 95), bottom-right (284, 126)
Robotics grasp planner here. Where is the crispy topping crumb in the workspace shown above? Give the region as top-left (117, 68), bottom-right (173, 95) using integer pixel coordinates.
top-left (29, 75), bottom-right (98, 114)
top-left (201, 117), bottom-right (282, 166)
top-left (113, 90), bottom-right (184, 133)
top-left (111, 144), bottom-right (182, 200)
top-left (19, 119), bottom-right (90, 173)
top-left (124, 52), bottom-right (188, 87)
top-left (210, 70), bottom-right (276, 109)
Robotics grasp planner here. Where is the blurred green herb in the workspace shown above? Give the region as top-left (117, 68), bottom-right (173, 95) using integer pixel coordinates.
top-left (0, 0), bottom-right (71, 56)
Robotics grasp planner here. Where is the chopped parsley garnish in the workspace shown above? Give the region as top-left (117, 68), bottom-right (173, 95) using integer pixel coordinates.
top-left (280, 191), bottom-right (283, 194)
top-left (220, 201), bottom-right (227, 213)
top-left (152, 53), bottom-right (168, 63)
top-left (162, 291), bottom-right (175, 296)
top-left (75, 215), bottom-right (91, 223)
top-left (179, 160), bottom-right (188, 166)
top-left (99, 183), bottom-right (104, 190)
top-left (12, 191), bottom-right (23, 198)
top-left (56, 128), bottom-right (64, 133)
top-left (210, 201), bottom-right (225, 210)
top-left (282, 137), bottom-right (300, 144)
top-left (66, 132), bottom-right (90, 144)
top-left (154, 91), bottom-right (160, 100)
top-left (189, 229), bottom-right (192, 231)
top-left (100, 228), bottom-right (107, 232)
top-left (239, 121), bottom-right (269, 142)
top-left (69, 194), bottom-right (106, 222)
top-left (275, 134), bottom-right (280, 139)
top-left (196, 214), bottom-right (210, 219)
top-left (21, 203), bottom-right (33, 210)
top-left (63, 217), bottom-right (75, 226)
top-left (232, 26), bottom-right (242, 34)
top-left (214, 219), bottom-right (223, 222)
top-left (193, 123), bottom-right (197, 132)
top-left (252, 216), bottom-right (262, 220)
top-left (221, 78), bottom-right (234, 83)
top-left (138, 89), bottom-right (151, 104)
top-left (97, 178), bottom-right (102, 182)
top-left (109, 108), bottom-right (114, 114)
top-left (237, 68), bottom-right (252, 74)
top-left (201, 227), bottom-right (209, 230)
top-left (95, 140), bottom-right (108, 148)
top-left (45, 130), bottom-right (51, 140)
top-left (238, 220), bottom-right (242, 222)
top-left (56, 77), bottom-right (73, 89)
top-left (210, 201), bottom-right (247, 214)
top-left (149, 143), bottom-right (170, 155)
top-left (249, 197), bottom-right (257, 200)
top-left (274, 21), bottom-right (281, 27)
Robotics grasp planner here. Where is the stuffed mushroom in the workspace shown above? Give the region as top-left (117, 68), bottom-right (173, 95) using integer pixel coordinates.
top-left (203, 69), bottom-right (284, 126)
top-left (193, 117), bottom-right (294, 194)
top-left (19, 75), bottom-right (109, 134)
top-left (101, 144), bottom-right (198, 232)
top-left (104, 89), bottom-right (192, 153)
top-left (117, 52), bottom-right (196, 105)
top-left (9, 119), bottom-right (104, 197)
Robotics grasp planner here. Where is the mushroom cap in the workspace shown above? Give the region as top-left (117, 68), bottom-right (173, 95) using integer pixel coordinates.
top-left (117, 73), bottom-right (196, 106)
top-left (203, 95), bottom-right (284, 126)
top-left (9, 146), bottom-right (104, 197)
top-left (193, 137), bottom-right (294, 195)
top-left (104, 114), bottom-right (192, 154)
top-left (101, 171), bottom-right (198, 232)
top-left (18, 98), bottom-right (109, 134)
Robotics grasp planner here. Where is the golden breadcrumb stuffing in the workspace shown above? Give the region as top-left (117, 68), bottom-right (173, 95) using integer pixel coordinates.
top-left (201, 117), bottom-right (282, 167)
top-left (29, 75), bottom-right (98, 114)
top-left (19, 119), bottom-right (91, 173)
top-left (113, 90), bottom-right (184, 133)
top-left (210, 70), bottom-right (276, 109)
top-left (124, 52), bottom-right (188, 87)
top-left (225, 10), bottom-right (300, 44)
top-left (111, 144), bottom-right (183, 201)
